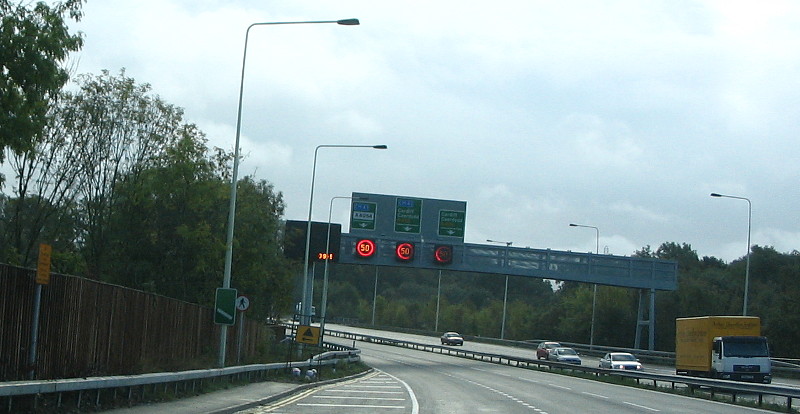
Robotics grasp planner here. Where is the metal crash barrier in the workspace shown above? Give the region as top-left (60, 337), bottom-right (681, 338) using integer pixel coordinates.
top-left (0, 347), bottom-right (359, 413)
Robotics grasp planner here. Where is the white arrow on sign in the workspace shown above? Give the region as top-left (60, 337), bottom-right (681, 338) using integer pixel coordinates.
top-left (217, 308), bottom-right (233, 320)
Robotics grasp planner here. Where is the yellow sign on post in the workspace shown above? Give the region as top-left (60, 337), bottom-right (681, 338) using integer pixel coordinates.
top-left (296, 325), bottom-right (321, 344)
top-left (36, 244), bottom-right (52, 285)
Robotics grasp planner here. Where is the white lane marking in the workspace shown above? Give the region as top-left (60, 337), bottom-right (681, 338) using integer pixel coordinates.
top-left (623, 401), bottom-right (660, 412)
top-left (380, 369), bottom-right (419, 414)
top-left (326, 389), bottom-right (404, 394)
top-left (312, 395), bottom-right (406, 401)
top-left (581, 391), bottom-right (609, 399)
top-left (548, 384), bottom-right (571, 391)
top-left (442, 371), bottom-right (548, 413)
top-left (297, 403), bottom-right (406, 409)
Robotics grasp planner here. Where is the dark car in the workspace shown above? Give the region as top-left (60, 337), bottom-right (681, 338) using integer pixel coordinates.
top-left (441, 332), bottom-right (464, 346)
top-left (536, 341), bottom-right (562, 359)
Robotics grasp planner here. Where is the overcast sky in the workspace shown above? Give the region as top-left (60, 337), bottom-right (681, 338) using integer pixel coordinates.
top-left (61, 0), bottom-right (799, 262)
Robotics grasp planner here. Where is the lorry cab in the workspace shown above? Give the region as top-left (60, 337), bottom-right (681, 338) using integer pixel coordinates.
top-left (711, 336), bottom-right (772, 383)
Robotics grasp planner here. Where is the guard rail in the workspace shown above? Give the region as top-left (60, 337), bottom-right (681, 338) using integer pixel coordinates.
top-left (0, 347), bottom-right (359, 413)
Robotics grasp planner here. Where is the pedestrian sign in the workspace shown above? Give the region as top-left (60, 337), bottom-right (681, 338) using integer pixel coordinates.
top-left (214, 288), bottom-right (237, 325)
top-left (296, 325), bottom-right (321, 344)
top-left (235, 295), bottom-right (250, 311)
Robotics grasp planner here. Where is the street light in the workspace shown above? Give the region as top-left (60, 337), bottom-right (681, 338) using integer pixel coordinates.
top-left (300, 144), bottom-right (387, 325)
top-left (569, 223), bottom-right (599, 348)
top-left (487, 239), bottom-right (512, 339)
top-left (319, 195), bottom-right (365, 337)
top-left (219, 18), bottom-right (360, 368)
top-left (710, 192), bottom-right (752, 316)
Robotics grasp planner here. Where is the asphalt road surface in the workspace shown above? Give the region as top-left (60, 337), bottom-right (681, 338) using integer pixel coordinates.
top-left (244, 325), bottom-right (778, 413)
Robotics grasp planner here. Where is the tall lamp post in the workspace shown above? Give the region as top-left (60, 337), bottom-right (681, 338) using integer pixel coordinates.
top-left (710, 192), bottom-right (752, 316)
top-left (569, 223), bottom-right (599, 348)
top-left (487, 239), bottom-right (512, 339)
top-left (320, 196), bottom-right (363, 336)
top-left (300, 145), bottom-right (387, 325)
top-left (219, 18), bottom-right (359, 368)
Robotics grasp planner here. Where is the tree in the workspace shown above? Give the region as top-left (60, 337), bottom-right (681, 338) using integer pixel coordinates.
top-left (3, 69), bottom-right (185, 277)
top-left (103, 126), bottom-right (227, 302)
top-left (0, 0), bottom-right (84, 165)
top-left (69, 70), bottom-right (185, 277)
top-left (5, 83), bottom-right (88, 268)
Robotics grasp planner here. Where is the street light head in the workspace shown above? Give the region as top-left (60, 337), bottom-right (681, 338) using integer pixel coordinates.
top-left (337, 18), bottom-right (360, 25)
top-left (710, 193), bottom-right (722, 197)
top-left (372, 145), bottom-right (388, 149)
top-left (569, 223), bottom-right (578, 227)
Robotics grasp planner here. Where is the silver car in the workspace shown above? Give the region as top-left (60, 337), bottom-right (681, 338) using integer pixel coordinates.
top-left (440, 331), bottom-right (464, 346)
top-left (548, 347), bottom-right (582, 365)
top-left (599, 352), bottom-right (643, 371)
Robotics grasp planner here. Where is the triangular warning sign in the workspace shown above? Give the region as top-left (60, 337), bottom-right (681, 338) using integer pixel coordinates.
top-left (302, 327), bottom-right (314, 337)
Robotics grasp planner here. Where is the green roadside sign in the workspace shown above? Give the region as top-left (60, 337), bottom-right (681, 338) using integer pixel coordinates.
top-left (395, 198), bottom-right (422, 234)
top-left (438, 210), bottom-right (466, 238)
top-left (214, 288), bottom-right (237, 325)
top-left (351, 201), bottom-right (377, 230)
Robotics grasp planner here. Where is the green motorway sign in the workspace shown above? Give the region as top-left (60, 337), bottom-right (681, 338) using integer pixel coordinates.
top-left (214, 288), bottom-right (237, 325)
top-left (438, 210), bottom-right (465, 238)
top-left (395, 198), bottom-right (422, 234)
top-left (350, 201), bottom-right (377, 230)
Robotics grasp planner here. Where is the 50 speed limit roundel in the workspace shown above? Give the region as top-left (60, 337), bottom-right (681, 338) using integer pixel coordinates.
top-left (355, 239), bottom-right (376, 258)
top-left (395, 242), bottom-right (414, 261)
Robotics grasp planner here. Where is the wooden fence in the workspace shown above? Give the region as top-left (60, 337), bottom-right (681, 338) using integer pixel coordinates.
top-left (0, 264), bottom-right (274, 381)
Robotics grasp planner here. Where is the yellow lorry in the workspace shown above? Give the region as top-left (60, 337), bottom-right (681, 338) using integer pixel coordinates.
top-left (675, 316), bottom-right (771, 383)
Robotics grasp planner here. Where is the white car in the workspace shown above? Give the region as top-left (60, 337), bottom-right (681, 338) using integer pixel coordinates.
top-left (599, 352), bottom-right (643, 371)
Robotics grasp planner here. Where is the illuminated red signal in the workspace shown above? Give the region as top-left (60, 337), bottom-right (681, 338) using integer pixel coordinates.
top-left (355, 239), bottom-right (376, 258)
top-left (395, 242), bottom-right (415, 262)
top-left (434, 245), bottom-right (453, 264)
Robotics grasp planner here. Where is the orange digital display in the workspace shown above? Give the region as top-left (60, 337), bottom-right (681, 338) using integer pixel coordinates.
top-left (317, 252), bottom-right (335, 261)
top-left (355, 239), bottom-right (376, 258)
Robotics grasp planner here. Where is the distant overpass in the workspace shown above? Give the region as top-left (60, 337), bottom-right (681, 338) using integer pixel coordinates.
top-left (337, 235), bottom-right (677, 291)
top-left (334, 235), bottom-right (677, 350)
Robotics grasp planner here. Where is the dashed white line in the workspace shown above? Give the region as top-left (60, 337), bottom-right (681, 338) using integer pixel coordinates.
top-left (581, 391), bottom-right (609, 399)
top-left (623, 401), bottom-right (660, 412)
